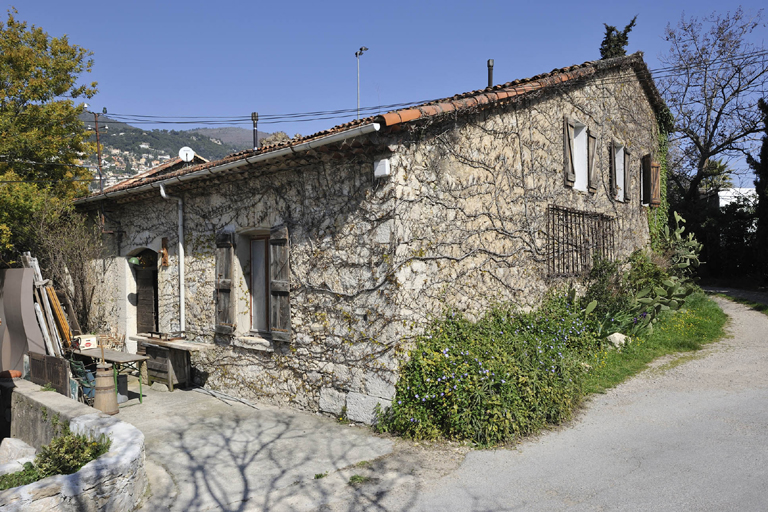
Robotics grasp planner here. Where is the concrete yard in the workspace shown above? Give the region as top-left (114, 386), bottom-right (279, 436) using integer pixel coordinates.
top-left (117, 385), bottom-right (393, 511)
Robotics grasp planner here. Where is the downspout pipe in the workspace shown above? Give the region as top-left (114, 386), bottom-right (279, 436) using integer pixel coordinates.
top-left (159, 184), bottom-right (185, 335)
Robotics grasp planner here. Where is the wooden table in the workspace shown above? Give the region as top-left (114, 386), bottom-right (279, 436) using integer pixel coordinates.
top-left (73, 348), bottom-right (149, 403)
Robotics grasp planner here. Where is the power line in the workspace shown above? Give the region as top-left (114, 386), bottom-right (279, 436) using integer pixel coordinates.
top-left (82, 49), bottom-right (768, 127)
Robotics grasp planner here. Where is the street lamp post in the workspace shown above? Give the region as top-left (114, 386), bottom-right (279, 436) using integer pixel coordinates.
top-left (355, 46), bottom-right (368, 120)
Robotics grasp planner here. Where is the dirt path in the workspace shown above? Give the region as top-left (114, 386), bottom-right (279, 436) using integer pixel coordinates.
top-left (702, 285), bottom-right (768, 307)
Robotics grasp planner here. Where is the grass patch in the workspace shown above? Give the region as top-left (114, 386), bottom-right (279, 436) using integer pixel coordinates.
top-left (583, 291), bottom-right (726, 394)
top-left (314, 472), bottom-right (328, 479)
top-left (712, 294), bottom-right (768, 318)
top-left (348, 474), bottom-right (371, 485)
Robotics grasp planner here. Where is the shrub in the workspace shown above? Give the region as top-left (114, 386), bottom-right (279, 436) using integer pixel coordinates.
top-left (582, 257), bottom-right (629, 319)
top-left (0, 428), bottom-right (111, 491)
top-left (0, 462), bottom-right (41, 491)
top-left (378, 293), bottom-right (600, 446)
top-left (35, 427), bottom-right (111, 478)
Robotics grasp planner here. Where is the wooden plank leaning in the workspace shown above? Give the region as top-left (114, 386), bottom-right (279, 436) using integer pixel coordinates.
top-left (22, 252), bottom-right (63, 357)
top-left (34, 302), bottom-right (56, 357)
top-left (47, 286), bottom-right (71, 348)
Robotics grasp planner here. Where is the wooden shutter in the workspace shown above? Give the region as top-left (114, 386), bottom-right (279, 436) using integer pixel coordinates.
top-left (215, 232), bottom-right (235, 334)
top-left (269, 225), bottom-right (291, 342)
top-left (609, 142), bottom-right (617, 199)
top-left (563, 116), bottom-right (576, 186)
top-left (623, 149), bottom-right (631, 202)
top-left (642, 155), bottom-right (652, 205)
top-left (651, 160), bottom-right (661, 207)
top-left (587, 130), bottom-right (597, 193)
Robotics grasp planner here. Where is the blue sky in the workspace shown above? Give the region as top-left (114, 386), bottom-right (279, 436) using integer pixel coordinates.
top-left (9, 0), bottom-right (767, 170)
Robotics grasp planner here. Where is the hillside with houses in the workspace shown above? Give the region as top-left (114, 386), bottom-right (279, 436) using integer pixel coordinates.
top-left (77, 114), bottom-right (268, 190)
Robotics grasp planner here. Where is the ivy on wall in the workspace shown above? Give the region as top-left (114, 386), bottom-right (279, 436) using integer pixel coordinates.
top-left (648, 129), bottom-right (670, 251)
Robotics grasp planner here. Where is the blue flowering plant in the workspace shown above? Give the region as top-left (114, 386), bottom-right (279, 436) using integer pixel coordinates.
top-left (378, 293), bottom-right (601, 446)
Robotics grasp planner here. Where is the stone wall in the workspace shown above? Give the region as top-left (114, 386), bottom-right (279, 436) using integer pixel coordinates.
top-left (0, 379), bottom-right (147, 512)
top-left (86, 63), bottom-right (658, 422)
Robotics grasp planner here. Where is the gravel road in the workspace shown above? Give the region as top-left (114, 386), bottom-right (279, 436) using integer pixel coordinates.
top-left (312, 296), bottom-right (768, 511)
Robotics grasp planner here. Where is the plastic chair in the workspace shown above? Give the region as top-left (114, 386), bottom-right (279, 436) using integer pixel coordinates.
top-left (69, 359), bottom-right (96, 406)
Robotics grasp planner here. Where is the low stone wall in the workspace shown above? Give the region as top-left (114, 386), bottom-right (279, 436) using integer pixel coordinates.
top-left (0, 379), bottom-right (147, 512)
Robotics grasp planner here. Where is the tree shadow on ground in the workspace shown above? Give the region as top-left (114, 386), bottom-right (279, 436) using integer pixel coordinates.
top-left (136, 390), bottom-right (429, 512)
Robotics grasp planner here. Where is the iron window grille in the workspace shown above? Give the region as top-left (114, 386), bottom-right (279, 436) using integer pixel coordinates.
top-left (547, 205), bottom-right (616, 277)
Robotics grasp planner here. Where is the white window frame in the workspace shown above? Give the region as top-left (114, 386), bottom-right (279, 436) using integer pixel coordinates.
top-left (250, 236), bottom-right (270, 333)
top-left (613, 143), bottom-right (626, 202)
top-left (572, 122), bottom-right (589, 192)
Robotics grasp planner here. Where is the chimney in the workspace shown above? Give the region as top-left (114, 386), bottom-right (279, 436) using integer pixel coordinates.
top-left (251, 112), bottom-right (259, 150)
top-left (487, 59), bottom-right (494, 88)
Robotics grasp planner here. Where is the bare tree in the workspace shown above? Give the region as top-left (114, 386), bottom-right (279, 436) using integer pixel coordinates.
top-left (659, 7), bottom-right (768, 205)
top-left (31, 202), bottom-right (104, 333)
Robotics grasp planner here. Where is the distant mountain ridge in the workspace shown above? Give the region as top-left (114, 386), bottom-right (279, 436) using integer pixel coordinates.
top-left (78, 114), bottom-right (269, 187)
top-left (189, 127), bottom-right (269, 149)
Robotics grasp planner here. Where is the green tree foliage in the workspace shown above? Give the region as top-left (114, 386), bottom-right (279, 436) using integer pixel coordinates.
top-left (747, 98), bottom-right (768, 282)
top-left (599, 16), bottom-right (637, 59)
top-left (0, 8), bottom-right (97, 261)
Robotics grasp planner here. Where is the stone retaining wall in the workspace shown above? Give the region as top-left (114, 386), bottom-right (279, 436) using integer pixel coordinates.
top-left (0, 379), bottom-right (147, 511)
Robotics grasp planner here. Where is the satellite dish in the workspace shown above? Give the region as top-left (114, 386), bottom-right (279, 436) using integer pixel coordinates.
top-left (179, 147), bottom-right (195, 163)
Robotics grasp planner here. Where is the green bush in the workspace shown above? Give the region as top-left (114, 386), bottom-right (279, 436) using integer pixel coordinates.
top-left (378, 293), bottom-right (600, 446)
top-left (35, 427), bottom-right (111, 478)
top-left (582, 257), bottom-right (629, 320)
top-left (0, 428), bottom-right (111, 491)
top-left (0, 462), bottom-right (41, 491)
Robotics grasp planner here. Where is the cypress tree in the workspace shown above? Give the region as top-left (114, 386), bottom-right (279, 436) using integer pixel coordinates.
top-left (600, 16), bottom-right (637, 59)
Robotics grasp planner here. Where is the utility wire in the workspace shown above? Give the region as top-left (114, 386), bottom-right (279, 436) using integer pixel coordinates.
top-left (79, 49), bottom-right (768, 126)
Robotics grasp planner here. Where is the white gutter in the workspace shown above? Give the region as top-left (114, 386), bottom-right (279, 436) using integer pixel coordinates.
top-left (76, 122), bottom-right (381, 204)
top-left (159, 183), bottom-right (185, 334)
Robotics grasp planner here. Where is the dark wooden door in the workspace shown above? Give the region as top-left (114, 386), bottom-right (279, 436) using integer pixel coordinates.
top-left (136, 269), bottom-right (157, 334)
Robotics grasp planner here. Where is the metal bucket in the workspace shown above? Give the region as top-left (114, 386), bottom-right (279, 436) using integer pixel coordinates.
top-left (117, 374), bottom-right (128, 404)
top-left (93, 364), bottom-right (118, 415)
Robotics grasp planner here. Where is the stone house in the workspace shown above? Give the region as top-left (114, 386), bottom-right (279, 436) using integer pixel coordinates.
top-left (77, 52), bottom-right (665, 423)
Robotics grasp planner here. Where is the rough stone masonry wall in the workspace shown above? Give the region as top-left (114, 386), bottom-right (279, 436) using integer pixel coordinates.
top-left (0, 379), bottom-right (147, 512)
top-left (380, 64), bottom-right (657, 320)
top-left (88, 64), bottom-right (657, 423)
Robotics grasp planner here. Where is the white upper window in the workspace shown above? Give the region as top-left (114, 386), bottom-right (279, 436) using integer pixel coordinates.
top-left (572, 122), bottom-right (588, 192)
top-left (564, 116), bottom-right (596, 193)
top-left (614, 144), bottom-right (625, 201)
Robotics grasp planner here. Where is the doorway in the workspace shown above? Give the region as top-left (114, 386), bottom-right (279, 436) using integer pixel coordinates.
top-left (132, 249), bottom-right (158, 334)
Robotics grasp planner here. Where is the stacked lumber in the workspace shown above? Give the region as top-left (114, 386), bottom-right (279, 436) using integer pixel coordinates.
top-left (20, 252), bottom-right (80, 358)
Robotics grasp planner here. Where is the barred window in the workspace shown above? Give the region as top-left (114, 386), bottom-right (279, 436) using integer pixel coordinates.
top-left (547, 205), bottom-right (616, 277)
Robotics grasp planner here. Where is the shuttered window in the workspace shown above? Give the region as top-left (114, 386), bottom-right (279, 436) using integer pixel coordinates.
top-left (642, 155), bottom-right (662, 207)
top-left (564, 116), bottom-right (593, 192)
top-left (623, 149), bottom-right (631, 202)
top-left (250, 237), bottom-right (269, 332)
top-left (611, 141), bottom-right (628, 202)
top-left (587, 130), bottom-right (597, 193)
top-left (651, 161), bottom-right (661, 206)
top-left (269, 225), bottom-right (291, 342)
top-left (564, 116), bottom-right (576, 186)
top-left (215, 232), bottom-right (235, 334)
